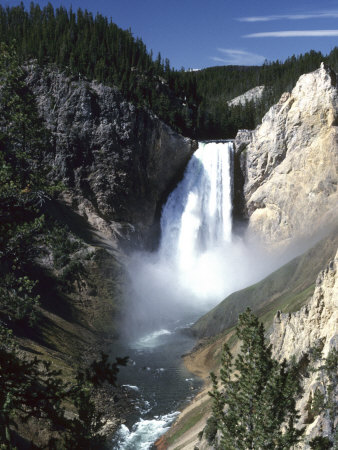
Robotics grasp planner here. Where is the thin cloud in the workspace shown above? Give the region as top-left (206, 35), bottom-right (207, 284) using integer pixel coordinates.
top-left (238, 11), bottom-right (338, 22)
top-left (211, 49), bottom-right (266, 65)
top-left (244, 30), bottom-right (338, 38)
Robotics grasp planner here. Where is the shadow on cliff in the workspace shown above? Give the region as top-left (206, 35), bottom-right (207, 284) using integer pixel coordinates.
top-left (44, 200), bottom-right (116, 251)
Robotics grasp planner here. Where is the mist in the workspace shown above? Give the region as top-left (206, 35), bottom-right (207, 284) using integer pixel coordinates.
top-left (123, 234), bottom-right (305, 338)
top-left (120, 142), bottom-right (331, 340)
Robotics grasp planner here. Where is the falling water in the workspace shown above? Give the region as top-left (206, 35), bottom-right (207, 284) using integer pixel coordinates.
top-left (158, 141), bottom-right (234, 300)
top-left (160, 141), bottom-right (233, 261)
top-left (114, 142), bottom-right (234, 449)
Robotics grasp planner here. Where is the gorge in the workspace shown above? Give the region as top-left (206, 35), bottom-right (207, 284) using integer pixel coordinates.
top-left (111, 60), bottom-right (338, 447)
top-left (0, 15), bottom-right (337, 449)
top-left (164, 64), bottom-right (338, 450)
top-left (113, 141), bottom-right (237, 448)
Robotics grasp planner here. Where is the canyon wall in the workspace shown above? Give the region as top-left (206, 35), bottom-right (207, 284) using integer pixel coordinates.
top-left (270, 250), bottom-right (337, 447)
top-left (171, 65), bottom-right (338, 449)
top-left (235, 63), bottom-right (338, 248)
top-left (25, 64), bottom-right (196, 248)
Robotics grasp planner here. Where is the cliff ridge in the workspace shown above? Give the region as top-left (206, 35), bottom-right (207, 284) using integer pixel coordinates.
top-left (235, 63), bottom-right (338, 248)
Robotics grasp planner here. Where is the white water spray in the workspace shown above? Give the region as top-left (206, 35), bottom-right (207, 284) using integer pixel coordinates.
top-left (160, 142), bottom-right (233, 263)
top-left (158, 141), bottom-right (234, 299)
top-left (117, 142), bottom-right (235, 449)
top-left (117, 141), bottom-right (314, 449)
top-left (118, 141), bottom-right (295, 449)
top-left (126, 140), bottom-right (291, 332)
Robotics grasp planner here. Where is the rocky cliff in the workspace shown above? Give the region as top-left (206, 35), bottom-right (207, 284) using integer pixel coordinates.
top-left (25, 64), bottom-right (196, 248)
top-left (235, 63), bottom-right (338, 248)
top-left (167, 66), bottom-right (338, 449)
top-left (169, 245), bottom-right (337, 450)
top-left (228, 85), bottom-right (265, 107)
top-left (270, 249), bottom-right (337, 447)
top-left (2, 64), bottom-right (197, 445)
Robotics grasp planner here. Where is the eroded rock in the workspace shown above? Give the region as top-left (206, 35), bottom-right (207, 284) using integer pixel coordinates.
top-left (25, 64), bottom-right (197, 248)
top-left (235, 64), bottom-right (338, 248)
top-left (270, 249), bottom-right (338, 446)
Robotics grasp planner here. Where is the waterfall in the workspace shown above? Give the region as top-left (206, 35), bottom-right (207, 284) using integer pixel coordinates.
top-left (160, 141), bottom-right (233, 267)
top-left (126, 139), bottom-right (282, 333)
top-left (157, 141), bottom-right (234, 300)
top-left (117, 141), bottom-right (290, 449)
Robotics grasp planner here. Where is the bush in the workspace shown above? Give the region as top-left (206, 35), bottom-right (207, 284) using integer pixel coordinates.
top-left (204, 416), bottom-right (218, 444)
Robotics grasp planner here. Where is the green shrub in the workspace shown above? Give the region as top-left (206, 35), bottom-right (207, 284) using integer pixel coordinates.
top-left (204, 416), bottom-right (218, 445)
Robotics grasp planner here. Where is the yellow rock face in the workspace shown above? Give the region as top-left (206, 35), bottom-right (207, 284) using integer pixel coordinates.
top-left (239, 64), bottom-right (338, 249)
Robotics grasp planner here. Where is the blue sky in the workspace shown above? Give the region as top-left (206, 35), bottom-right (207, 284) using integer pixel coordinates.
top-left (4, 0), bottom-right (338, 69)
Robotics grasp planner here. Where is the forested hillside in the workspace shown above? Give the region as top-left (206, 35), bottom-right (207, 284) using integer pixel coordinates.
top-left (0, 43), bottom-right (137, 447)
top-left (1, 2), bottom-right (338, 139)
top-left (186, 50), bottom-right (338, 138)
top-left (0, 2), bottom-right (198, 137)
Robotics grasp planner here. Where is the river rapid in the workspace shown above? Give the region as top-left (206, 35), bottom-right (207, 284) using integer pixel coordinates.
top-left (111, 319), bottom-right (202, 449)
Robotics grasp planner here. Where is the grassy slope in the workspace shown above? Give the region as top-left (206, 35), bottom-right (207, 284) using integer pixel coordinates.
top-left (15, 244), bottom-right (124, 376)
top-left (10, 234), bottom-right (125, 447)
top-left (192, 227), bottom-right (338, 338)
top-left (13, 200), bottom-right (126, 384)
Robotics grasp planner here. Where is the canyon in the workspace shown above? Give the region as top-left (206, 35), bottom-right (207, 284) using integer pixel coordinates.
top-left (163, 64), bottom-right (338, 449)
top-left (2, 59), bottom-right (337, 448)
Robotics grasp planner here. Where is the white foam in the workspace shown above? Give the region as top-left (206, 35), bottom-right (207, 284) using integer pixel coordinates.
top-left (122, 385), bottom-right (139, 392)
top-left (114, 411), bottom-right (179, 449)
top-left (132, 329), bottom-right (172, 349)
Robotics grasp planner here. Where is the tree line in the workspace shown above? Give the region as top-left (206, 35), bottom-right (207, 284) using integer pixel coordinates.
top-left (1, 3), bottom-right (338, 139)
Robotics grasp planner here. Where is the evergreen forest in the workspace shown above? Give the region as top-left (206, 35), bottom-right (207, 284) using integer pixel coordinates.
top-left (1, 2), bottom-right (338, 139)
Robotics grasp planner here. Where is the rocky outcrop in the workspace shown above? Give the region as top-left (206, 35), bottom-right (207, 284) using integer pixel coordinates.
top-left (270, 249), bottom-right (338, 447)
top-left (235, 64), bottom-right (338, 248)
top-left (228, 85), bottom-right (265, 107)
top-left (25, 64), bottom-right (196, 248)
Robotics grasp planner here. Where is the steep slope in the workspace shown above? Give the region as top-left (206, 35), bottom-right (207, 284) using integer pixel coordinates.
top-left (0, 56), bottom-right (198, 446)
top-left (163, 65), bottom-right (338, 449)
top-left (162, 238), bottom-right (337, 450)
top-left (228, 85), bottom-right (265, 107)
top-left (235, 63), bottom-right (338, 248)
top-left (192, 228), bottom-right (338, 338)
top-left (269, 250), bottom-right (337, 447)
top-left (16, 63), bottom-right (196, 351)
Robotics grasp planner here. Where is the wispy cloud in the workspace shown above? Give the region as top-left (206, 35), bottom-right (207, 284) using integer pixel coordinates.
top-left (238, 11), bottom-right (338, 22)
top-left (244, 30), bottom-right (338, 38)
top-left (211, 49), bottom-right (266, 65)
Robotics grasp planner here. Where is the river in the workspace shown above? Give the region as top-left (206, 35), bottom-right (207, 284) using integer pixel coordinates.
top-left (111, 319), bottom-right (202, 449)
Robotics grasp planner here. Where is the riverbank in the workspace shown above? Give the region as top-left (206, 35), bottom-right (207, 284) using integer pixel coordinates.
top-left (155, 330), bottom-right (236, 449)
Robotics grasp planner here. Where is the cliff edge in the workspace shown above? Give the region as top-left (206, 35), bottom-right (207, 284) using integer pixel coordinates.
top-left (235, 63), bottom-right (338, 248)
top-left (270, 249), bottom-right (337, 447)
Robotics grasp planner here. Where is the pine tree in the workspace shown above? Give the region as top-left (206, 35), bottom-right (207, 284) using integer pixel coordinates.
top-left (0, 43), bottom-right (57, 326)
top-left (308, 347), bottom-right (338, 448)
top-left (209, 309), bottom-right (303, 449)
